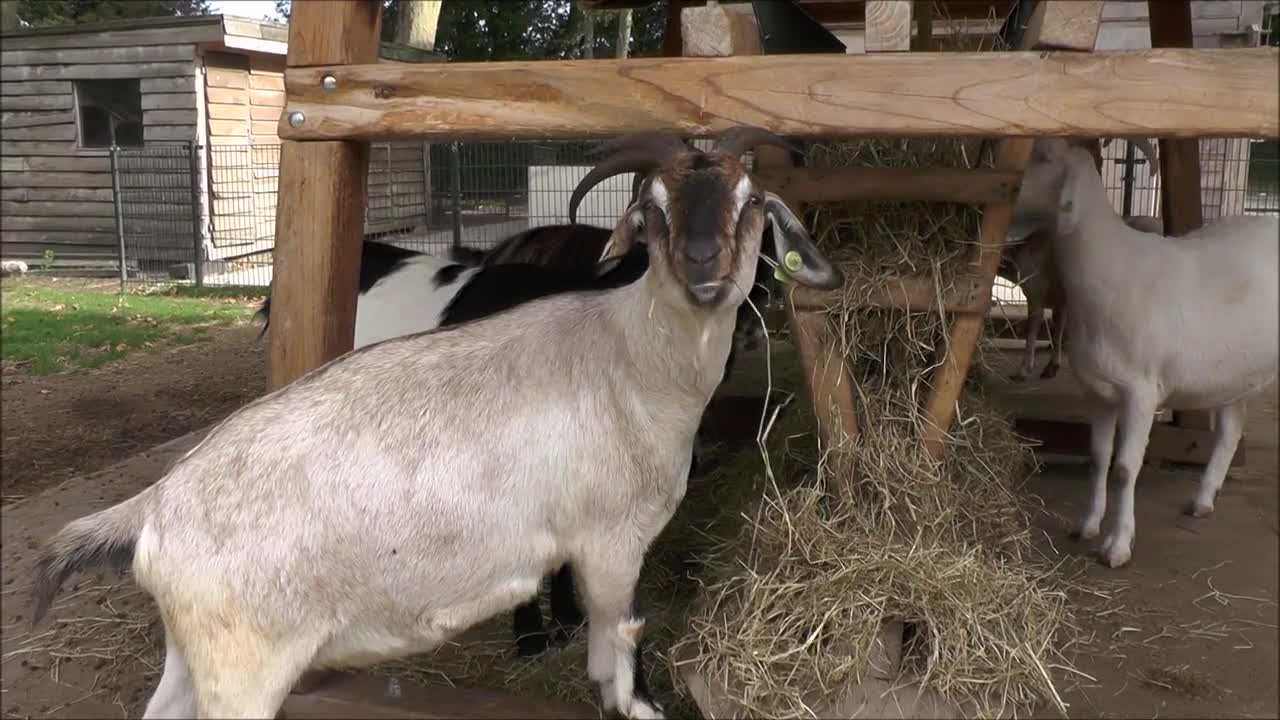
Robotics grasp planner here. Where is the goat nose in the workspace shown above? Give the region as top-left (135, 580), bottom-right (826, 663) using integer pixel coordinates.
top-left (684, 244), bottom-right (720, 265)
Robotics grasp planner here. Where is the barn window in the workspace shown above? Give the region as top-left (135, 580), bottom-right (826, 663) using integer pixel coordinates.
top-left (74, 79), bottom-right (144, 148)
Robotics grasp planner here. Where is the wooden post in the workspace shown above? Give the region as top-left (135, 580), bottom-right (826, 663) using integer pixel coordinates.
top-left (1149, 0), bottom-right (1216, 434)
top-left (864, 1), bottom-right (913, 53)
top-left (918, 1), bottom-right (1102, 461)
top-left (268, 1), bottom-right (381, 391)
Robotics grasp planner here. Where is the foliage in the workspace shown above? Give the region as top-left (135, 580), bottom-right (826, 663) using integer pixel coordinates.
top-left (272, 0), bottom-right (666, 59)
top-left (13, 0), bottom-right (211, 27)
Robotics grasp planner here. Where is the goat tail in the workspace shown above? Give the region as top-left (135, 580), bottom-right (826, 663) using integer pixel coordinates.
top-left (253, 296), bottom-right (271, 341)
top-left (31, 493), bottom-right (146, 629)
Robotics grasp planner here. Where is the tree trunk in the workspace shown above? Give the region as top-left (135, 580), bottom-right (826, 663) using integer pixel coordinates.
top-left (616, 9), bottom-right (632, 58)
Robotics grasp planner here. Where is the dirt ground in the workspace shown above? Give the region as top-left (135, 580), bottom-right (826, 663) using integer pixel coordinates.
top-left (0, 324), bottom-right (266, 505)
top-left (0, 346), bottom-right (1275, 719)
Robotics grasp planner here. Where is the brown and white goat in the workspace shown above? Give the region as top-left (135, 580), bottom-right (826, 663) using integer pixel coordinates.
top-left (30, 127), bottom-right (842, 720)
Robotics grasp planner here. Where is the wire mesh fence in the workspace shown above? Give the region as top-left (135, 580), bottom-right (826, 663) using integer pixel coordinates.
top-left (101, 137), bottom-right (1280, 297)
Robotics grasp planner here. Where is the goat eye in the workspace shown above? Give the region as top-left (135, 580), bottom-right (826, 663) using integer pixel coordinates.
top-left (749, 195), bottom-right (762, 206)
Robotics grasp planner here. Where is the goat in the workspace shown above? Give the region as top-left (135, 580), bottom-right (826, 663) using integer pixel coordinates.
top-left (252, 221), bottom-right (765, 658)
top-left (30, 126), bottom-right (844, 720)
top-left (1001, 138), bottom-right (1160, 381)
top-left (1012, 137), bottom-right (1278, 569)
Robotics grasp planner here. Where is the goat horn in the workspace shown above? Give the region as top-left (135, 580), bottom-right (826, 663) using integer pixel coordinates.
top-left (569, 131), bottom-right (688, 223)
top-left (711, 126), bottom-right (800, 160)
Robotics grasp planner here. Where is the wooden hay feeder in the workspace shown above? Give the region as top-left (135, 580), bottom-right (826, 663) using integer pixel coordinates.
top-left (267, 0), bottom-right (1276, 716)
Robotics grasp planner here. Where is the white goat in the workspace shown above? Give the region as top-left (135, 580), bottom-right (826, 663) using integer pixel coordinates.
top-left (1003, 138), bottom-right (1162, 382)
top-left (29, 127), bottom-right (844, 719)
top-left (1013, 137), bottom-right (1278, 568)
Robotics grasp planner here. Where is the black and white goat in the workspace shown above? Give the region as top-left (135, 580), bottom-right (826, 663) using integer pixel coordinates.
top-left (31, 127), bottom-right (843, 719)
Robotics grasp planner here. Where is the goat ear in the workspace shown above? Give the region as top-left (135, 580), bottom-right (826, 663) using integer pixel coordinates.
top-left (762, 192), bottom-right (844, 290)
top-left (596, 204), bottom-right (646, 276)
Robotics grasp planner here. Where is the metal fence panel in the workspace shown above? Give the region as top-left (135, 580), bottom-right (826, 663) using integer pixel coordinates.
top-left (108, 138), bottom-right (1279, 296)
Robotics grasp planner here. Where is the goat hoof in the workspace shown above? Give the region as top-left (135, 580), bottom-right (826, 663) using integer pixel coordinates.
top-left (1097, 535), bottom-right (1132, 568)
top-left (1184, 499), bottom-right (1214, 518)
top-left (1040, 364), bottom-right (1060, 379)
top-left (1068, 522), bottom-right (1099, 542)
top-left (515, 632), bottom-right (550, 657)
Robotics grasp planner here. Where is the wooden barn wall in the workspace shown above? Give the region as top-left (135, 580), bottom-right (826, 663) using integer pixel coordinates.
top-left (201, 52), bottom-right (428, 256)
top-left (0, 38), bottom-right (199, 265)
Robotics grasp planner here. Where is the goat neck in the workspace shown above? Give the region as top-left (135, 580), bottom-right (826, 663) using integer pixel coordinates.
top-left (613, 271), bottom-right (738, 401)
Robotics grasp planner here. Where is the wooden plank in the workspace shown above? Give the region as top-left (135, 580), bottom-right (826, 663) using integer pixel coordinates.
top-left (0, 25), bottom-right (221, 51)
top-left (1, 187), bottom-right (113, 202)
top-left (756, 166), bottom-right (1021, 205)
top-left (251, 88), bottom-right (286, 107)
top-left (141, 76), bottom-right (196, 93)
top-left (864, 1), bottom-right (913, 53)
top-left (278, 47), bottom-right (1280, 141)
top-left (2, 171), bottom-right (113, 189)
top-left (1, 110), bottom-right (74, 129)
top-left (252, 120), bottom-right (281, 138)
top-left (0, 44), bottom-right (194, 66)
top-left (208, 103), bottom-right (249, 121)
top-left (207, 67), bottom-right (249, 89)
top-left (1, 62), bottom-right (193, 82)
top-left (143, 109), bottom-right (198, 125)
top-left (792, 274), bottom-right (985, 314)
top-left (3, 215), bottom-right (117, 232)
top-left (1025, 1), bottom-right (1104, 50)
top-left (1, 155), bottom-right (112, 172)
top-left (680, 2), bottom-right (762, 57)
top-left (0, 94), bottom-right (73, 111)
top-left (206, 86), bottom-right (248, 105)
top-left (268, 0), bottom-right (381, 391)
top-left (0, 243), bottom-right (118, 259)
top-left (0, 80), bottom-right (75, 96)
top-left (1015, 418), bottom-right (1244, 467)
top-left (141, 92), bottom-right (197, 110)
top-left (919, 0), bottom-right (1100, 462)
top-left (251, 104), bottom-right (284, 121)
top-left (1, 200), bottom-right (116, 217)
top-left (144, 125), bottom-right (195, 142)
top-left (0, 230), bottom-right (118, 245)
top-left (0, 142), bottom-right (101, 157)
top-left (250, 72), bottom-right (286, 90)
top-left (209, 119), bottom-right (250, 137)
top-left (0, 124), bottom-right (77, 142)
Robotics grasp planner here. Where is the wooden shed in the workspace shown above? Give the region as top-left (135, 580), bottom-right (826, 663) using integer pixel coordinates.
top-left (1, 14), bottom-right (440, 275)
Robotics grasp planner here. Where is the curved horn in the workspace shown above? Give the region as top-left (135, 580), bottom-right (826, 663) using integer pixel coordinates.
top-left (568, 131), bottom-right (689, 224)
top-left (710, 126), bottom-right (799, 159)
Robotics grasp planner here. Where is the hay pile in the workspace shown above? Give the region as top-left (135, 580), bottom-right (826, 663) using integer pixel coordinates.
top-left (666, 133), bottom-right (1075, 719)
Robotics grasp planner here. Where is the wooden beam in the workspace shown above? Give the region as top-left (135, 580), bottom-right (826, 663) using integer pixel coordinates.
top-left (755, 166), bottom-right (1022, 205)
top-left (919, 0), bottom-right (1100, 462)
top-left (267, 0), bottom-right (381, 391)
top-left (1023, 0), bottom-right (1103, 50)
top-left (278, 47), bottom-right (1280, 141)
top-left (791, 274), bottom-right (986, 314)
top-left (1148, 0), bottom-right (1214, 435)
top-left (864, 1), bottom-right (913, 53)
top-left (681, 3), bottom-right (762, 57)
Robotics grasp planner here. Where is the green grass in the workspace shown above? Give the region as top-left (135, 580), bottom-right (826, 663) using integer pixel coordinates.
top-left (1, 280), bottom-right (265, 375)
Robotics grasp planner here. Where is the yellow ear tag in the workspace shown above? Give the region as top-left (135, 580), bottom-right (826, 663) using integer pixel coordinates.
top-left (1060, 200), bottom-right (1074, 213)
top-left (784, 250), bottom-right (803, 273)
top-left (774, 265), bottom-right (791, 283)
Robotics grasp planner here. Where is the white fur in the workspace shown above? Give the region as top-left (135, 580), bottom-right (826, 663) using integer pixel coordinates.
top-left (353, 254), bottom-right (479, 347)
top-left (1014, 138), bottom-right (1279, 568)
top-left (1, 259), bottom-right (28, 275)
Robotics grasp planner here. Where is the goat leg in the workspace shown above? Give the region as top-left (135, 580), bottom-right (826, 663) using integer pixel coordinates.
top-left (1185, 400), bottom-right (1246, 518)
top-left (512, 599), bottom-right (551, 657)
top-left (548, 564), bottom-right (585, 644)
top-left (1041, 301), bottom-right (1066, 379)
top-left (1013, 300), bottom-right (1046, 382)
top-left (1097, 390), bottom-right (1158, 569)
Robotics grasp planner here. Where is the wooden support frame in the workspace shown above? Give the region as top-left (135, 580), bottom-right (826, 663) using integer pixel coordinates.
top-left (267, 1), bottom-right (381, 391)
top-left (276, 48), bottom-right (1279, 142)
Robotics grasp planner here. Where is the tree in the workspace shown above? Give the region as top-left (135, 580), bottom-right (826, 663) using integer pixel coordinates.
top-left (271, 0), bottom-right (667, 60)
top-left (15, 0), bottom-right (211, 27)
